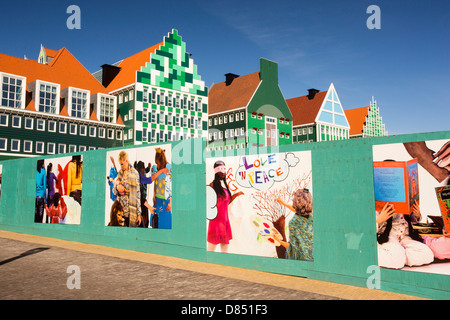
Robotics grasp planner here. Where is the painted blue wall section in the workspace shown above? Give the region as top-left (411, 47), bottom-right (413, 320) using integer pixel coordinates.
top-left (0, 132), bottom-right (449, 299)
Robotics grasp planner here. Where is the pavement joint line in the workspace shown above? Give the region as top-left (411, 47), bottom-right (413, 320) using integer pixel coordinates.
top-left (0, 230), bottom-right (427, 300)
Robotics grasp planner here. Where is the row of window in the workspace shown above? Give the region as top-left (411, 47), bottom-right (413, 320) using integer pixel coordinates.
top-left (141, 87), bottom-right (206, 113)
top-left (209, 111), bottom-right (245, 126)
top-left (293, 127), bottom-right (314, 136)
top-left (0, 138), bottom-right (99, 154)
top-left (137, 109), bottom-right (204, 131)
top-left (207, 143), bottom-right (247, 152)
top-left (208, 127), bottom-right (293, 141)
top-left (209, 127), bottom-right (246, 140)
top-left (250, 112), bottom-right (290, 124)
top-left (138, 128), bottom-right (201, 143)
top-left (0, 72), bottom-right (116, 123)
top-left (0, 113), bottom-right (123, 140)
top-left (320, 125), bottom-right (348, 138)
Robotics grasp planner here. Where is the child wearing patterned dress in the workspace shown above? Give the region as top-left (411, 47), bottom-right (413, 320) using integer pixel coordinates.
top-left (275, 188), bottom-right (314, 261)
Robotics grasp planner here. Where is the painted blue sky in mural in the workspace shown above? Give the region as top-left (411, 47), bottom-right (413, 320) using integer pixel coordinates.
top-left (0, 0), bottom-right (448, 135)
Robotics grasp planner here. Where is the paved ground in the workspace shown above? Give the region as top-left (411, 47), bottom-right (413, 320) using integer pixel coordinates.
top-left (0, 230), bottom-right (426, 302)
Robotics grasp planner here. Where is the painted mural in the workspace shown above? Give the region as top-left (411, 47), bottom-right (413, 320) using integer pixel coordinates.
top-left (34, 155), bottom-right (83, 225)
top-left (372, 139), bottom-right (450, 275)
top-left (105, 144), bottom-right (172, 228)
top-left (206, 150), bottom-right (313, 260)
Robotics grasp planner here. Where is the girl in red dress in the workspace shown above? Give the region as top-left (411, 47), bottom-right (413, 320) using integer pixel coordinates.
top-left (207, 161), bottom-right (243, 253)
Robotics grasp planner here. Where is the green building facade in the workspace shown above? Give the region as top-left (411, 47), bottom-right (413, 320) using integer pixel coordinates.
top-left (208, 58), bottom-right (292, 151)
top-left (103, 30), bottom-right (208, 146)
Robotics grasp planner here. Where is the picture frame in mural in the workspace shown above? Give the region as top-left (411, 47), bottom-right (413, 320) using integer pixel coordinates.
top-left (105, 144), bottom-right (172, 229)
top-left (205, 150), bottom-right (314, 261)
top-left (373, 158), bottom-right (419, 215)
top-left (34, 155), bottom-right (83, 225)
top-left (372, 139), bottom-right (450, 275)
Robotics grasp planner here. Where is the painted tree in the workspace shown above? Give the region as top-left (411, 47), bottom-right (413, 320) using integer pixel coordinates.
top-left (251, 171), bottom-right (312, 258)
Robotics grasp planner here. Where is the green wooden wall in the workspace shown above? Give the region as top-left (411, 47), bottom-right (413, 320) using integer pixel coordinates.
top-left (0, 130), bottom-right (449, 299)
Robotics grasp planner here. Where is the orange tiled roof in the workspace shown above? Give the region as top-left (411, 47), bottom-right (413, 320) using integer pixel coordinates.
top-left (44, 48), bottom-right (59, 58)
top-left (0, 48), bottom-right (108, 93)
top-left (286, 91), bottom-right (328, 126)
top-left (106, 42), bottom-right (163, 92)
top-left (208, 72), bottom-right (261, 114)
top-left (0, 48), bottom-right (109, 112)
top-left (344, 106), bottom-right (369, 136)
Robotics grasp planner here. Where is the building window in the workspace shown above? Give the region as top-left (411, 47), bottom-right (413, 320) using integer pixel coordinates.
top-left (99, 95), bottom-right (116, 123)
top-left (37, 82), bottom-right (59, 114)
top-left (143, 87), bottom-right (148, 103)
top-left (48, 121), bottom-right (56, 132)
top-left (79, 146), bottom-right (86, 152)
top-left (70, 89), bottom-right (89, 119)
top-left (25, 117), bottom-right (33, 129)
top-left (36, 119), bottom-right (45, 131)
top-left (142, 128), bottom-right (148, 142)
top-left (12, 115), bottom-right (21, 128)
top-left (36, 142), bottom-right (44, 154)
top-left (58, 144), bottom-right (66, 154)
top-left (1, 73), bottom-right (25, 109)
top-left (116, 130), bottom-right (122, 140)
top-left (108, 129), bottom-right (114, 139)
top-left (47, 142), bottom-right (55, 154)
top-left (69, 123), bottom-right (77, 135)
top-left (0, 138), bottom-right (7, 151)
top-left (59, 122), bottom-right (67, 133)
top-left (143, 109), bottom-right (148, 122)
top-left (99, 127), bottom-right (105, 138)
top-left (69, 145), bottom-right (76, 153)
top-left (89, 126), bottom-right (96, 137)
top-left (79, 125), bottom-right (87, 136)
top-left (0, 114), bottom-right (7, 126)
top-left (11, 139), bottom-right (20, 152)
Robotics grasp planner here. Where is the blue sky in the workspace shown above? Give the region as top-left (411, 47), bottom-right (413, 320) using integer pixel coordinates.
top-left (0, 0), bottom-right (448, 135)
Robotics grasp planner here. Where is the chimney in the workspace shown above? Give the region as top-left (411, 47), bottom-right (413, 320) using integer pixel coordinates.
top-left (307, 88), bottom-right (320, 100)
top-left (225, 73), bottom-right (240, 86)
top-left (101, 64), bottom-right (121, 88)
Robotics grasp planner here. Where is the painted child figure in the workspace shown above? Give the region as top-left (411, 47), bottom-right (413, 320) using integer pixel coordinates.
top-left (376, 201), bottom-right (434, 269)
top-left (150, 148), bottom-right (172, 229)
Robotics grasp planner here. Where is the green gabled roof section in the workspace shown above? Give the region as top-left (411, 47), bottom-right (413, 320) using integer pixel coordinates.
top-left (315, 83), bottom-right (349, 128)
top-left (138, 29), bottom-right (208, 97)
